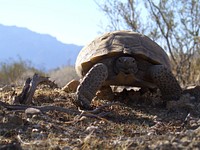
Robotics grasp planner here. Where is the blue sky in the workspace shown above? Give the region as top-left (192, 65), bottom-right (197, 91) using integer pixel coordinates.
top-left (0, 0), bottom-right (109, 45)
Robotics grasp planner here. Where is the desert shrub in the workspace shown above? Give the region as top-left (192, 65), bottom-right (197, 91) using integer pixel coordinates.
top-left (97, 0), bottom-right (200, 86)
top-left (0, 59), bottom-right (44, 86)
top-left (0, 59), bottom-right (79, 87)
top-left (48, 66), bottom-right (79, 87)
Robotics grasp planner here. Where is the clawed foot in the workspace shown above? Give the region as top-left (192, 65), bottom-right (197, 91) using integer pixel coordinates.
top-left (72, 94), bottom-right (93, 110)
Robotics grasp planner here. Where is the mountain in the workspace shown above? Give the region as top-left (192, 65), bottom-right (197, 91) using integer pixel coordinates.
top-left (0, 24), bottom-right (82, 71)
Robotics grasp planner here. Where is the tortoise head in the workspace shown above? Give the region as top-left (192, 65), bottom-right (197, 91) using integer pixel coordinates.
top-left (115, 56), bottom-right (138, 75)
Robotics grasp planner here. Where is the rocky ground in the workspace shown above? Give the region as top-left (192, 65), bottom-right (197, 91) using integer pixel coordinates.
top-left (0, 81), bottom-right (200, 149)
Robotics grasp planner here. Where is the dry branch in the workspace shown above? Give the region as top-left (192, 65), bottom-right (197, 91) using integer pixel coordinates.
top-left (13, 73), bottom-right (57, 105)
top-left (0, 100), bottom-right (120, 119)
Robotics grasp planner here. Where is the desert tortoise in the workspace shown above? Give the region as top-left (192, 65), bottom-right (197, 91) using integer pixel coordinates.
top-left (74, 30), bottom-right (182, 109)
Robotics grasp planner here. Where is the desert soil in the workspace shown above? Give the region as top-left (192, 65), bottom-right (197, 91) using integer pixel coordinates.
top-left (0, 85), bottom-right (200, 150)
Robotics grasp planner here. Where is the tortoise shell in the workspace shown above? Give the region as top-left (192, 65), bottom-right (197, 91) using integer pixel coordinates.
top-left (75, 30), bottom-right (171, 77)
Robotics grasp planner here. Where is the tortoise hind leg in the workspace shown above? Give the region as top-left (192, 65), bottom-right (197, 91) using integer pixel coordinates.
top-left (148, 65), bottom-right (182, 101)
top-left (74, 63), bottom-right (108, 109)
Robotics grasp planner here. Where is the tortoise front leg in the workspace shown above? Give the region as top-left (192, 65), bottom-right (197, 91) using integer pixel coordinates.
top-left (74, 63), bottom-right (108, 109)
top-left (148, 65), bottom-right (182, 101)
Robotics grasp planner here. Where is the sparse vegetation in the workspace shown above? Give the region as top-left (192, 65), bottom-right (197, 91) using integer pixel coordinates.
top-left (0, 59), bottom-right (79, 87)
top-left (96, 0), bottom-right (200, 86)
top-left (0, 59), bottom-right (45, 86)
top-left (48, 66), bottom-right (79, 87)
top-left (0, 1), bottom-right (200, 149)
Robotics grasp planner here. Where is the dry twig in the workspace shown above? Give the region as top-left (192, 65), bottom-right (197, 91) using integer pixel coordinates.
top-left (13, 73), bottom-right (57, 104)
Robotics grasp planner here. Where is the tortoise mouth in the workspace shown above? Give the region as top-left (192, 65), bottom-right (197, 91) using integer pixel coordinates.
top-left (121, 68), bottom-right (138, 74)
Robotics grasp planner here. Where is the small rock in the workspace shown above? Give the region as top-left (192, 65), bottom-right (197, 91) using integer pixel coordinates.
top-left (86, 125), bottom-right (98, 132)
top-left (96, 86), bottom-right (114, 101)
top-left (25, 107), bottom-right (41, 118)
top-left (62, 79), bottom-right (80, 93)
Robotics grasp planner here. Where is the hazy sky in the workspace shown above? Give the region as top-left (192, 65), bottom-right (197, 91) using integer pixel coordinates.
top-left (0, 0), bottom-right (109, 45)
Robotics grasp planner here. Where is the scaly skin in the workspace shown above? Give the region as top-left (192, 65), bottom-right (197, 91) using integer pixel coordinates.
top-left (74, 57), bottom-right (182, 109)
top-left (148, 65), bottom-right (182, 100)
top-left (75, 63), bottom-right (108, 109)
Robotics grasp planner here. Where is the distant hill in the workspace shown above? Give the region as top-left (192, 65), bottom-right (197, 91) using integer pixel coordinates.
top-left (0, 24), bottom-right (82, 71)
